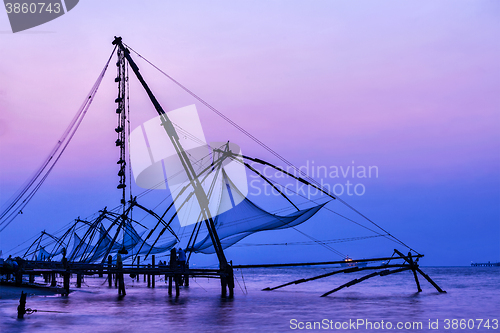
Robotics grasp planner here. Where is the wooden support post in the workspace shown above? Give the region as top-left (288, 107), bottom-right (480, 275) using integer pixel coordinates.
top-left (152, 255), bottom-right (155, 288)
top-left (228, 266), bottom-right (234, 298)
top-left (184, 264), bottom-right (189, 287)
top-left (320, 266), bottom-right (409, 297)
top-left (416, 268), bottom-right (446, 293)
top-left (29, 274), bottom-right (35, 284)
top-left (137, 256), bottom-right (140, 281)
top-left (17, 291), bottom-right (27, 319)
top-left (407, 252), bottom-right (422, 292)
top-left (15, 271), bottom-right (22, 287)
top-left (50, 272), bottom-right (56, 287)
top-left (108, 255), bottom-right (113, 287)
top-left (147, 264), bottom-right (151, 287)
top-left (63, 272), bottom-right (70, 295)
top-left (76, 273), bottom-right (82, 288)
top-left (169, 247), bottom-right (176, 296)
top-left (221, 275), bottom-right (227, 298)
top-left (118, 273), bottom-right (126, 296)
top-left (175, 274), bottom-right (180, 297)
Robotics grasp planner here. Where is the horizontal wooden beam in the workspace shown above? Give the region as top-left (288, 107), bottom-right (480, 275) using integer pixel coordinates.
top-left (263, 264), bottom-right (408, 291)
top-left (234, 255), bottom-right (424, 269)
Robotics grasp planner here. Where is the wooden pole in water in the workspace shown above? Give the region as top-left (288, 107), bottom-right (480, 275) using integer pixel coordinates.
top-left (416, 268), bottom-right (446, 293)
top-left (175, 274), bottom-right (180, 297)
top-left (76, 273), bottom-right (82, 288)
top-left (184, 263), bottom-right (189, 287)
top-left (17, 291), bottom-right (27, 319)
top-left (137, 256), bottom-right (140, 281)
top-left (408, 252), bottom-right (422, 292)
top-left (50, 272), bottom-right (56, 287)
top-left (147, 264), bottom-right (151, 287)
top-left (108, 255), bottom-right (113, 287)
top-left (118, 271), bottom-right (126, 296)
top-left (228, 265), bottom-right (234, 298)
top-left (29, 274), bottom-right (35, 284)
top-left (393, 249), bottom-right (422, 292)
top-left (15, 271), bottom-right (22, 287)
top-left (220, 275), bottom-right (227, 298)
top-left (63, 272), bottom-right (70, 295)
top-left (152, 255), bottom-right (155, 288)
top-left (169, 248), bottom-right (176, 296)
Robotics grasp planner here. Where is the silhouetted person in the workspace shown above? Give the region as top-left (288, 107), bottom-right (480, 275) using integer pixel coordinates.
top-left (177, 248), bottom-right (186, 271)
top-left (169, 248), bottom-right (177, 268)
top-left (117, 247), bottom-right (127, 296)
top-left (5, 255), bottom-right (13, 280)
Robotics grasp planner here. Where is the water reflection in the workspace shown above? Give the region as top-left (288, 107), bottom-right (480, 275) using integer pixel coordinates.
top-left (0, 267), bottom-right (498, 332)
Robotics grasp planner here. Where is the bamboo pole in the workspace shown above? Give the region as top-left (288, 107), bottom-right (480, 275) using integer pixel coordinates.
top-left (321, 267), bottom-right (410, 297)
top-left (152, 255), bottom-right (155, 288)
top-left (263, 264), bottom-right (405, 291)
top-left (108, 255), bottom-right (112, 287)
top-left (147, 264), bottom-right (151, 287)
top-left (137, 256), bottom-right (140, 281)
top-left (416, 268), bottom-right (446, 293)
top-left (234, 255), bottom-right (423, 269)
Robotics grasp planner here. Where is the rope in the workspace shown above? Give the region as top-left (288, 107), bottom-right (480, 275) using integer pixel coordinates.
top-left (123, 45), bottom-right (418, 254)
top-left (233, 235), bottom-right (383, 247)
top-left (234, 156), bottom-right (418, 252)
top-left (239, 268), bottom-right (248, 294)
top-left (291, 228), bottom-right (345, 258)
top-left (234, 273), bottom-right (247, 295)
top-left (0, 46), bottom-right (117, 232)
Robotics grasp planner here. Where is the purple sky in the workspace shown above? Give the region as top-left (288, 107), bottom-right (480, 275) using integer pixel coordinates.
top-left (0, 1), bottom-right (498, 265)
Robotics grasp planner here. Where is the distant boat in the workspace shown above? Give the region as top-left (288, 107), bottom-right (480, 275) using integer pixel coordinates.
top-left (340, 256), bottom-right (368, 268)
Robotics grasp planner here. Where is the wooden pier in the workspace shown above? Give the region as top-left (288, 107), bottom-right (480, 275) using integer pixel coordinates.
top-left (2, 256), bottom-right (234, 298)
top-left (2, 250), bottom-right (447, 298)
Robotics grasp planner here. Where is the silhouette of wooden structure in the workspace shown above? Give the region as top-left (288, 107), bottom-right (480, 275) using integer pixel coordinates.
top-left (1, 37), bottom-right (447, 299)
top-left (7, 255), bottom-right (232, 298)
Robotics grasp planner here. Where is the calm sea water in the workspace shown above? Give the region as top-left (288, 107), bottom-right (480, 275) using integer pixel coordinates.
top-left (0, 267), bottom-right (498, 332)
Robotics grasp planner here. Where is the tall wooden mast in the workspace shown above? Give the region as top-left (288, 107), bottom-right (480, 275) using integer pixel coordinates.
top-left (111, 37), bottom-right (229, 269)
